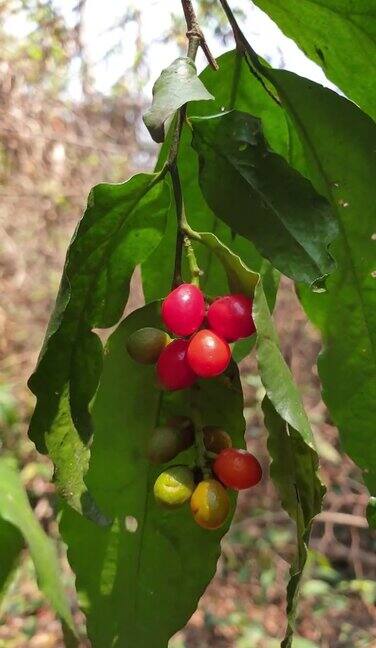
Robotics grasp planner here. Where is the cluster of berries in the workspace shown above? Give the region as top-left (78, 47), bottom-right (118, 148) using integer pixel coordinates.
top-left (127, 283), bottom-right (255, 390)
top-left (126, 283), bottom-right (261, 530)
top-left (148, 418), bottom-right (262, 530)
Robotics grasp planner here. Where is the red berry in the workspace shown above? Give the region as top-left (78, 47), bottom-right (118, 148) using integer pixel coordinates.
top-left (187, 329), bottom-right (231, 378)
top-left (161, 283), bottom-right (205, 337)
top-left (207, 294), bottom-right (255, 341)
top-left (213, 448), bottom-right (262, 490)
top-left (156, 339), bottom-right (197, 391)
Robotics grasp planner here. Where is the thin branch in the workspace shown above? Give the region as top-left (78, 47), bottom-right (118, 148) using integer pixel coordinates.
top-left (183, 235), bottom-right (202, 286)
top-left (170, 163), bottom-right (184, 288)
top-left (182, 0), bottom-right (218, 69)
top-left (168, 0), bottom-right (214, 287)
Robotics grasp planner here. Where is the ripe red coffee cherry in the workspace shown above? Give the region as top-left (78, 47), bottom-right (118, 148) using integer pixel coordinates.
top-left (161, 283), bottom-right (205, 337)
top-left (187, 329), bottom-right (231, 378)
top-left (156, 339), bottom-right (197, 391)
top-left (213, 448), bottom-right (262, 490)
top-left (207, 294), bottom-right (255, 341)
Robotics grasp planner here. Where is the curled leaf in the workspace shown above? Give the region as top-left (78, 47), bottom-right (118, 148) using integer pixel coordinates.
top-left (143, 57), bottom-right (213, 143)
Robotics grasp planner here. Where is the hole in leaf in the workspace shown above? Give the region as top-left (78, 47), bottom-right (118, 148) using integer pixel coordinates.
top-left (371, 233), bottom-right (376, 241)
top-left (125, 516), bottom-right (138, 533)
top-left (337, 199), bottom-right (349, 207)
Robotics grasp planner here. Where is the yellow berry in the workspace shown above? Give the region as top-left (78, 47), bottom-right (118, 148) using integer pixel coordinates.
top-left (153, 466), bottom-right (194, 508)
top-left (190, 479), bottom-right (230, 530)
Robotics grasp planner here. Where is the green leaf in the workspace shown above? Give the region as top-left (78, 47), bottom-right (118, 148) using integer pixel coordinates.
top-left (61, 302), bottom-right (246, 647)
top-left (0, 519), bottom-right (23, 603)
top-left (252, 0), bottom-right (376, 121)
top-left (254, 288), bottom-right (324, 646)
top-left (266, 411), bottom-right (322, 647)
top-left (28, 173), bottom-right (170, 512)
top-left (143, 57), bottom-right (213, 143)
top-left (0, 459), bottom-right (75, 632)
top-left (264, 70), bottom-right (376, 525)
top-left (192, 230), bottom-right (324, 647)
top-left (191, 109), bottom-right (338, 287)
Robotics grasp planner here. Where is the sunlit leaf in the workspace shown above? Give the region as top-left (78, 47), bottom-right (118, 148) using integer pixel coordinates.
top-left (0, 459), bottom-right (75, 632)
top-left (143, 57), bottom-right (213, 142)
top-left (61, 302), bottom-right (246, 646)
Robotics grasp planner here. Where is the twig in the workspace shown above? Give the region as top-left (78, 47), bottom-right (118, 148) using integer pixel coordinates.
top-left (168, 1), bottom-right (212, 287)
top-left (183, 234), bottom-right (202, 286)
top-left (170, 163), bottom-right (184, 288)
top-left (181, 0), bottom-right (218, 69)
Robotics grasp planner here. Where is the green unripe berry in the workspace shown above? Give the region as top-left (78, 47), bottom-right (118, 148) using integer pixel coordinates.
top-left (126, 327), bottom-right (170, 365)
top-left (153, 466), bottom-right (194, 508)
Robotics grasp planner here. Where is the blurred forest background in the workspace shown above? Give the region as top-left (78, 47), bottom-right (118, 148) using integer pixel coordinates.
top-left (0, 1), bottom-right (375, 647)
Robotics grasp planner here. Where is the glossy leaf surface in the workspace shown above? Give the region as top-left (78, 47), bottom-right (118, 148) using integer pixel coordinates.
top-left (264, 69), bottom-right (376, 524)
top-left (143, 57), bottom-right (213, 142)
top-left (192, 110), bottom-right (338, 286)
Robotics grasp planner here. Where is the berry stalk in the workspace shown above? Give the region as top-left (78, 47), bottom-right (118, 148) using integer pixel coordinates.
top-left (190, 387), bottom-right (211, 479)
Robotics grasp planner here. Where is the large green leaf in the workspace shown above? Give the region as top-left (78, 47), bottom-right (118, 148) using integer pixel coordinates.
top-left (143, 57), bottom-right (213, 143)
top-left (192, 231), bottom-right (324, 647)
top-left (0, 459), bottom-right (75, 632)
top-left (191, 110), bottom-right (338, 286)
top-left (252, 0), bottom-right (376, 121)
top-left (28, 173), bottom-right (170, 512)
top-left (61, 302), bottom-right (246, 647)
top-left (263, 69), bottom-right (376, 524)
